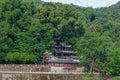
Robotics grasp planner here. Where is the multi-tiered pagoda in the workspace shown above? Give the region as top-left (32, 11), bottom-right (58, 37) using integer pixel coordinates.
top-left (42, 34), bottom-right (80, 72)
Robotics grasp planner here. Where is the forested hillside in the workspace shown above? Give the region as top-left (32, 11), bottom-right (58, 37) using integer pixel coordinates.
top-left (0, 0), bottom-right (120, 76)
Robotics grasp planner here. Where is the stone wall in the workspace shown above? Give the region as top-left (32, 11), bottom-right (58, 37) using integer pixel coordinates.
top-left (0, 64), bottom-right (50, 72)
top-left (0, 64), bottom-right (84, 72)
top-left (0, 73), bottom-right (100, 80)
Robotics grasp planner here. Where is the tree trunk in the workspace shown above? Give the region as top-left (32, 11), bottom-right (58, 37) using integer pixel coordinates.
top-left (90, 60), bottom-right (94, 72)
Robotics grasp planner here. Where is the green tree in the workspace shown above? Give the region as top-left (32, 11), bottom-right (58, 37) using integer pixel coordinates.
top-left (76, 31), bottom-right (113, 72)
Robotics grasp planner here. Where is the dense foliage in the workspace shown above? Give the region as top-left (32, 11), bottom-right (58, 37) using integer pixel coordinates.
top-left (0, 0), bottom-right (120, 76)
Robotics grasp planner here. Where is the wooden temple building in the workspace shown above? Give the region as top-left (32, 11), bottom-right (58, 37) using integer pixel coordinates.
top-left (42, 34), bottom-right (80, 72)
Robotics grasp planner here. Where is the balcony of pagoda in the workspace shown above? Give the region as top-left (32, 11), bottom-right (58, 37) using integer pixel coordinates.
top-left (55, 45), bottom-right (71, 48)
top-left (54, 49), bottom-right (76, 54)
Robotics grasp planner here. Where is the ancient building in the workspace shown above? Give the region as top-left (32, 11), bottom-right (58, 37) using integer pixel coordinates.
top-left (42, 34), bottom-right (80, 72)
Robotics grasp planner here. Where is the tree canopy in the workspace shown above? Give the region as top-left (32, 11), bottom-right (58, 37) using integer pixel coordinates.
top-left (0, 0), bottom-right (120, 76)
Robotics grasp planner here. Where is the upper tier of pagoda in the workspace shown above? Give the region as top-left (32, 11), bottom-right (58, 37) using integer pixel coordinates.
top-left (53, 33), bottom-right (76, 55)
